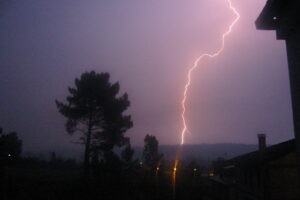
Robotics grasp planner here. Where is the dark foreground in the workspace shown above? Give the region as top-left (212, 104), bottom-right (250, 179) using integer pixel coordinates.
top-left (1, 160), bottom-right (212, 200)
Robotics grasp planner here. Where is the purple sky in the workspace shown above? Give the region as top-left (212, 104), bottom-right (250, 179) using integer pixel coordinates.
top-left (0, 0), bottom-right (294, 153)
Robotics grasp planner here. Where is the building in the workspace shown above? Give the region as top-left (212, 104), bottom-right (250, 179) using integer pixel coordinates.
top-left (208, 2), bottom-right (300, 199)
top-left (212, 135), bottom-right (299, 200)
top-left (255, 0), bottom-right (300, 182)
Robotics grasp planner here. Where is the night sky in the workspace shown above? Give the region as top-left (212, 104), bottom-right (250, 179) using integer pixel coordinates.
top-left (0, 0), bottom-right (294, 154)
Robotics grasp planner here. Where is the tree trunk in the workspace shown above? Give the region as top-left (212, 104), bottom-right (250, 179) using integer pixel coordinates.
top-left (84, 123), bottom-right (92, 177)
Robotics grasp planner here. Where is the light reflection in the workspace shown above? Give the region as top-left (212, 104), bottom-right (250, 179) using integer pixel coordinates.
top-left (172, 159), bottom-right (179, 200)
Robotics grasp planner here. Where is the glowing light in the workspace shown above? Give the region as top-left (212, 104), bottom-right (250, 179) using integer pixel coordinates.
top-left (172, 159), bottom-right (179, 178)
top-left (193, 168), bottom-right (197, 172)
top-left (172, 159), bottom-right (179, 199)
top-left (173, 159), bottom-right (179, 172)
top-left (157, 167), bottom-right (160, 171)
top-left (172, 159), bottom-right (179, 185)
top-left (180, 0), bottom-right (240, 145)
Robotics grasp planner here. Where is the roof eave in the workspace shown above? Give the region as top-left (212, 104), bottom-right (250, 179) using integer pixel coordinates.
top-left (255, 1), bottom-right (278, 30)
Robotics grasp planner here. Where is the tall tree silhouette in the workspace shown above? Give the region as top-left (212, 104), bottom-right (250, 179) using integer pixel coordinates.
top-left (142, 135), bottom-right (162, 170)
top-left (56, 71), bottom-right (133, 175)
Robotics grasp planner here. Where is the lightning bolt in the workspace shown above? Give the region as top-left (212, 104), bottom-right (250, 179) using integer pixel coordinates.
top-left (180, 0), bottom-right (240, 145)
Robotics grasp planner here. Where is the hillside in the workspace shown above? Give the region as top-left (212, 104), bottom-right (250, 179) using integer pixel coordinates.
top-left (134, 143), bottom-right (257, 162)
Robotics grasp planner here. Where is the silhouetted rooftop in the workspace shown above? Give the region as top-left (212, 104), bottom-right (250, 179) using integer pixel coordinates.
top-left (227, 139), bottom-right (295, 168)
top-left (255, 0), bottom-right (300, 39)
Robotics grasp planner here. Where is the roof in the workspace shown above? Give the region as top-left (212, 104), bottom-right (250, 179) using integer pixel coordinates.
top-left (226, 139), bottom-right (295, 168)
top-left (255, 0), bottom-right (300, 40)
top-left (255, 0), bottom-right (293, 30)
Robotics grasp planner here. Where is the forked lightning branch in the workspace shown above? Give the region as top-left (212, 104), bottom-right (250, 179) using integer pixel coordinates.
top-left (179, 0), bottom-right (240, 145)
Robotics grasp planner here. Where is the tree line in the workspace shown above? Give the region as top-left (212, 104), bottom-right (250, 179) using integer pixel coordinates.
top-left (0, 71), bottom-right (206, 200)
top-left (1, 71), bottom-right (164, 175)
top-left (56, 71), bottom-right (163, 177)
